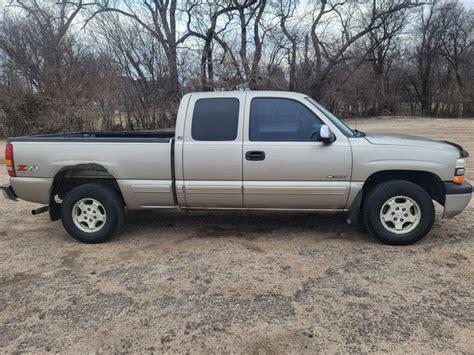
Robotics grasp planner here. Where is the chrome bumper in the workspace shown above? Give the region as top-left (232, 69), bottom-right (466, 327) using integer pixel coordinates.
top-left (0, 184), bottom-right (17, 201)
top-left (443, 181), bottom-right (472, 219)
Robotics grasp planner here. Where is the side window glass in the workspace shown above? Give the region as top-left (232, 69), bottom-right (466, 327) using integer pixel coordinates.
top-left (250, 98), bottom-right (323, 141)
top-left (192, 98), bottom-right (239, 141)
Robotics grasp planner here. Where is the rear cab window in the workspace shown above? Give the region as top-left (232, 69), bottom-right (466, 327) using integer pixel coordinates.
top-left (191, 98), bottom-right (240, 141)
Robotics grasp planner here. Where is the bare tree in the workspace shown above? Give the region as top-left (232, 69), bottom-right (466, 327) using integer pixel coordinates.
top-left (308, 0), bottom-right (421, 100)
top-left (92, 12), bottom-right (174, 129)
top-left (183, 0), bottom-right (258, 91)
top-left (0, 0), bottom-right (114, 134)
top-left (410, 3), bottom-right (445, 116)
top-left (438, 1), bottom-right (474, 116)
top-left (86, 0), bottom-right (195, 101)
top-left (365, 8), bottom-right (408, 115)
top-left (207, 0), bottom-right (267, 89)
top-left (278, 0), bottom-right (299, 91)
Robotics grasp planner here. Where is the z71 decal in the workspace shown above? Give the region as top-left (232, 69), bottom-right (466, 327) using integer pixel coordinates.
top-left (17, 165), bottom-right (39, 172)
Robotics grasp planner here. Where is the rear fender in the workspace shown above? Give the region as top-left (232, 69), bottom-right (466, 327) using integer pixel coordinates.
top-left (49, 164), bottom-right (118, 221)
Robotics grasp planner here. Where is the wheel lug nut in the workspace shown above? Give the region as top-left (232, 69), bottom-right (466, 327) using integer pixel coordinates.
top-left (404, 214), bottom-right (408, 217)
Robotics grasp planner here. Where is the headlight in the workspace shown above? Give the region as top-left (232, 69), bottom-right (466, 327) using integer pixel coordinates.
top-left (453, 159), bottom-right (466, 184)
top-left (455, 167), bottom-right (465, 176)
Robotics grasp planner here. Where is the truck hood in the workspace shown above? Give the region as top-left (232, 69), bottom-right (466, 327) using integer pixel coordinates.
top-left (364, 132), bottom-right (467, 157)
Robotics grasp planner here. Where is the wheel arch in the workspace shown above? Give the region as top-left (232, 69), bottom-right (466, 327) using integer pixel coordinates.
top-left (349, 169), bottom-right (445, 225)
top-left (49, 163), bottom-right (124, 221)
top-left (362, 170), bottom-right (445, 205)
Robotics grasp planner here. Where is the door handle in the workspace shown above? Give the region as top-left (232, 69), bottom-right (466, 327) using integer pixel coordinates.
top-left (245, 151), bottom-right (265, 161)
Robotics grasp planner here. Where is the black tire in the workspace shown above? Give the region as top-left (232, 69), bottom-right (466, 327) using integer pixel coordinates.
top-left (363, 180), bottom-right (435, 245)
top-left (60, 183), bottom-right (125, 243)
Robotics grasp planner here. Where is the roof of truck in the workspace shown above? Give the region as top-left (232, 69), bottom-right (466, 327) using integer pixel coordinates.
top-left (184, 90), bottom-right (308, 99)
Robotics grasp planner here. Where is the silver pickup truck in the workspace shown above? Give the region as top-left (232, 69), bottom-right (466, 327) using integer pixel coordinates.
top-left (2, 91), bottom-right (472, 245)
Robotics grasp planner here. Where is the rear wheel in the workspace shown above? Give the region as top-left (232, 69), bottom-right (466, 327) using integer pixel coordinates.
top-left (363, 180), bottom-right (435, 245)
top-left (60, 184), bottom-right (125, 243)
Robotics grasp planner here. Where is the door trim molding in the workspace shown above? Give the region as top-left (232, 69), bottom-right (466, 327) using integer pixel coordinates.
top-left (244, 182), bottom-right (348, 195)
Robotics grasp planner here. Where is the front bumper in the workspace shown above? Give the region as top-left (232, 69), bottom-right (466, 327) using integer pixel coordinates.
top-left (0, 184), bottom-right (17, 201)
top-left (443, 181), bottom-right (472, 218)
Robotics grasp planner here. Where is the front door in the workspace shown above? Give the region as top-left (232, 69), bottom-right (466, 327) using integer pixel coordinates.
top-left (243, 94), bottom-right (352, 209)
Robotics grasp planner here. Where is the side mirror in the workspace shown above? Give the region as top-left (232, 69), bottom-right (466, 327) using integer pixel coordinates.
top-left (313, 125), bottom-right (336, 143)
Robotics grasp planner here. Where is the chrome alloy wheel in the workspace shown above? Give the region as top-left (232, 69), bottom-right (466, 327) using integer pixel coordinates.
top-left (379, 195), bottom-right (421, 234)
top-left (72, 198), bottom-right (107, 233)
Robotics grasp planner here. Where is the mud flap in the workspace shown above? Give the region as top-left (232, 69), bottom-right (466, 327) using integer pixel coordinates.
top-left (346, 190), bottom-right (363, 226)
top-left (48, 186), bottom-right (61, 221)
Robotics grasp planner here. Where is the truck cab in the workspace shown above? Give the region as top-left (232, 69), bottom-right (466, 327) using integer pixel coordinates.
top-left (174, 91), bottom-right (353, 210)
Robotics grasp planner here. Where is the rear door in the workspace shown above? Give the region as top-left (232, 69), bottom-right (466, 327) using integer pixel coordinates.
top-left (182, 93), bottom-right (245, 207)
top-left (242, 92), bottom-right (352, 209)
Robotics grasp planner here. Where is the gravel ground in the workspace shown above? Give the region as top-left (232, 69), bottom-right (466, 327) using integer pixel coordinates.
top-left (0, 118), bottom-right (473, 353)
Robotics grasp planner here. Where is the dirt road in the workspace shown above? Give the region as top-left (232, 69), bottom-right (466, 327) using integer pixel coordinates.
top-left (1, 118), bottom-right (473, 353)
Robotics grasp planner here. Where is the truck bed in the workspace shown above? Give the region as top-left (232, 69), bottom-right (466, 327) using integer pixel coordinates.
top-left (8, 131), bottom-right (176, 208)
top-left (8, 131), bottom-right (175, 143)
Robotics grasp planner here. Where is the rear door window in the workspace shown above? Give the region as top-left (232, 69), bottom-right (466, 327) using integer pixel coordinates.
top-left (192, 98), bottom-right (239, 141)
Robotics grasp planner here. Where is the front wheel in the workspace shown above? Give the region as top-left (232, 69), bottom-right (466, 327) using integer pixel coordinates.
top-left (363, 180), bottom-right (435, 245)
top-left (60, 184), bottom-right (125, 243)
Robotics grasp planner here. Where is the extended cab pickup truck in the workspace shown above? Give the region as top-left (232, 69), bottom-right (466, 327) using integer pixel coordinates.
top-left (2, 91), bottom-right (472, 245)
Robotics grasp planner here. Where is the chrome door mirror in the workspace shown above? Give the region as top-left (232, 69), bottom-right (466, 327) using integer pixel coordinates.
top-left (312, 125), bottom-right (336, 143)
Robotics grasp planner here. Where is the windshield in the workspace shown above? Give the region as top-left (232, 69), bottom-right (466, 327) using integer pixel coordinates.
top-left (305, 97), bottom-right (355, 137)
